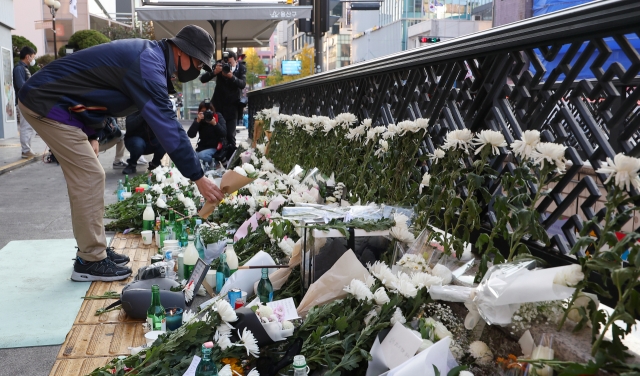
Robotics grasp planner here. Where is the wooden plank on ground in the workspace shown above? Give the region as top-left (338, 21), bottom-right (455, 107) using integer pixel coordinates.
top-left (51, 233), bottom-right (155, 376)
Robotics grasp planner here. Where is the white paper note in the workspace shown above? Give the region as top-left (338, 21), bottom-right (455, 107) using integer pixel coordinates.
top-left (182, 355), bottom-right (201, 376)
top-left (267, 297), bottom-right (300, 321)
top-left (378, 322), bottom-right (423, 370)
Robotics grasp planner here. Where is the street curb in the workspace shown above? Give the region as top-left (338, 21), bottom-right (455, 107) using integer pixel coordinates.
top-left (0, 155), bottom-right (40, 176)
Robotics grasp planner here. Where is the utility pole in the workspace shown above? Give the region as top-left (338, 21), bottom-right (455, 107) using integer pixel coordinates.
top-left (313, 0), bottom-right (323, 73)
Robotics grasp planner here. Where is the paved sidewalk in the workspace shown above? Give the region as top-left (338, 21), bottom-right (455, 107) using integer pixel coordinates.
top-left (0, 133), bottom-right (48, 175)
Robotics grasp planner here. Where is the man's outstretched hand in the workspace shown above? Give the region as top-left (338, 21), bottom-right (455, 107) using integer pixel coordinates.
top-left (195, 177), bottom-right (225, 204)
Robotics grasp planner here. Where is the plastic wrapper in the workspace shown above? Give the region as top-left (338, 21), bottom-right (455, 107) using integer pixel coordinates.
top-left (473, 261), bottom-right (577, 325)
top-left (296, 249), bottom-right (371, 317)
top-left (344, 204), bottom-right (384, 222)
top-left (203, 240), bottom-right (226, 265)
top-left (382, 205), bottom-right (415, 223)
top-left (287, 165), bottom-right (305, 180)
top-left (429, 285), bottom-right (474, 303)
top-left (198, 170), bottom-right (256, 218)
top-left (281, 206), bottom-right (345, 221)
top-left (376, 337), bottom-right (458, 376)
top-left (219, 251), bottom-right (276, 296)
top-left (254, 239), bottom-right (302, 293)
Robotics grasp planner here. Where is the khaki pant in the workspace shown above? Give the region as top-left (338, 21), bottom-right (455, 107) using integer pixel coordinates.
top-left (99, 134), bottom-right (126, 162)
top-left (19, 102), bottom-right (107, 261)
top-left (17, 105), bottom-right (36, 154)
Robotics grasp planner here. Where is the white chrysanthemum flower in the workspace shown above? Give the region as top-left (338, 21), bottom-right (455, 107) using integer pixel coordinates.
top-left (459, 371), bottom-right (474, 376)
top-left (215, 328), bottom-right (233, 350)
top-left (237, 328), bottom-right (260, 357)
top-left (511, 130), bottom-right (540, 159)
top-left (553, 264), bottom-right (584, 287)
top-left (398, 120), bottom-right (419, 135)
top-left (247, 368), bottom-right (260, 376)
top-left (411, 272), bottom-right (443, 289)
top-left (344, 279), bottom-right (374, 301)
top-left (390, 307), bottom-right (406, 325)
top-left (431, 264), bottom-right (453, 285)
top-left (434, 320), bottom-right (452, 340)
top-left (233, 166), bottom-right (248, 176)
top-left (472, 130), bottom-right (507, 155)
top-left (393, 279), bottom-right (418, 298)
top-left (363, 274), bottom-right (376, 288)
top-left (365, 126), bottom-right (386, 143)
top-left (335, 112), bottom-right (358, 128)
top-left (419, 172), bottom-right (431, 194)
top-left (218, 365), bottom-right (233, 376)
top-left (567, 292), bottom-right (599, 324)
top-left (364, 309), bottom-right (378, 326)
top-left (373, 287), bottom-right (390, 305)
top-left (278, 237), bottom-right (295, 257)
top-left (242, 163), bottom-right (256, 175)
top-left (469, 341), bottom-right (493, 366)
top-left (429, 148), bottom-right (446, 164)
top-left (214, 299), bottom-right (238, 323)
top-left (531, 142), bottom-right (567, 172)
top-left (415, 118), bottom-right (430, 130)
top-left (256, 144), bottom-right (267, 155)
top-left (346, 125), bottom-right (366, 140)
top-left (362, 118), bottom-right (373, 129)
top-left (183, 282), bottom-right (194, 302)
top-left (258, 207), bottom-right (271, 217)
top-left (596, 153), bottom-right (640, 191)
top-left (442, 129), bottom-right (473, 151)
top-left (182, 310), bottom-right (196, 324)
top-left (390, 226), bottom-right (416, 244)
top-left (151, 185), bottom-right (163, 194)
top-left (155, 197), bottom-right (167, 209)
top-left (282, 321), bottom-right (294, 330)
top-left (374, 139), bottom-right (389, 157)
top-left (257, 305), bottom-right (274, 318)
top-left (368, 261), bottom-right (398, 287)
top-left (417, 339), bottom-right (434, 353)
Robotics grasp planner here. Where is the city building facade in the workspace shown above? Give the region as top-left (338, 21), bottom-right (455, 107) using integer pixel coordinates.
top-left (0, 0), bottom-right (15, 138)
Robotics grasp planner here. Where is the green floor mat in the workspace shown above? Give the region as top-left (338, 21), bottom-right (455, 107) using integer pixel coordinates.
top-left (0, 239), bottom-right (109, 349)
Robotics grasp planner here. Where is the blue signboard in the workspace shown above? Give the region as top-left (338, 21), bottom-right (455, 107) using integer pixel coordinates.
top-left (282, 60), bottom-right (302, 75)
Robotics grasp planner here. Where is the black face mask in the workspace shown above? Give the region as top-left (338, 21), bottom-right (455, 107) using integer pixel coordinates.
top-left (177, 56), bottom-right (201, 82)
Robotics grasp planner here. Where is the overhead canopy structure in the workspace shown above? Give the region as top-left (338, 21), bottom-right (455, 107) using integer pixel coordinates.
top-left (136, 1), bottom-right (312, 50)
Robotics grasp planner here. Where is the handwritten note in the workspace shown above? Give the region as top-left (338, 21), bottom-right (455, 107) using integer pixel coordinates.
top-left (267, 297), bottom-right (300, 321)
top-left (182, 355), bottom-right (201, 376)
top-left (378, 322), bottom-right (423, 370)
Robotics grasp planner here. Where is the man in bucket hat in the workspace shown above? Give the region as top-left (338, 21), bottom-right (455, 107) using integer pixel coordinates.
top-left (18, 25), bottom-right (225, 282)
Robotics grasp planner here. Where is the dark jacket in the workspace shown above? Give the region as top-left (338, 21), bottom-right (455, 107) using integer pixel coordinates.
top-left (125, 111), bottom-right (157, 142)
top-left (13, 61), bottom-right (31, 105)
top-left (202, 61), bottom-right (246, 107)
top-left (18, 39), bottom-right (203, 181)
top-left (187, 113), bottom-right (227, 152)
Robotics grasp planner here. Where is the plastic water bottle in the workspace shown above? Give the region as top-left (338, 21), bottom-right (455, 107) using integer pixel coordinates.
top-left (293, 355), bottom-right (309, 376)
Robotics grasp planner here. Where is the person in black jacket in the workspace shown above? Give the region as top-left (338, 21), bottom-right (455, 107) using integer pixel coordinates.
top-left (187, 100), bottom-right (227, 169)
top-left (122, 111), bottom-right (166, 174)
top-left (200, 51), bottom-right (246, 147)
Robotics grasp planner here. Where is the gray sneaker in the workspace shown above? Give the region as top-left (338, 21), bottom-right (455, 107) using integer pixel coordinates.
top-left (113, 160), bottom-right (127, 168)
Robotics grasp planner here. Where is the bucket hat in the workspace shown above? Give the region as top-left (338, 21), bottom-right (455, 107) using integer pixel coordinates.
top-left (169, 25), bottom-right (215, 72)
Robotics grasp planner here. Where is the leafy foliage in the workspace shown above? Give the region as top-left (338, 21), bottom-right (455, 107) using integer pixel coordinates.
top-left (12, 35), bottom-right (38, 74)
top-left (60, 29), bottom-right (111, 57)
top-left (244, 48), bottom-right (266, 89)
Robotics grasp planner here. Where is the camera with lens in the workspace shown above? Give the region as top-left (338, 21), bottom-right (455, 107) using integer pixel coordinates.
top-left (204, 110), bottom-right (214, 122)
top-left (218, 51), bottom-right (231, 74)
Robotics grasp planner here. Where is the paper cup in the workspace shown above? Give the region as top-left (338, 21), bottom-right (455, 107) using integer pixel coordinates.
top-left (144, 331), bottom-right (165, 346)
top-left (163, 240), bottom-right (179, 249)
top-left (205, 270), bottom-right (217, 289)
top-left (141, 230), bottom-right (153, 245)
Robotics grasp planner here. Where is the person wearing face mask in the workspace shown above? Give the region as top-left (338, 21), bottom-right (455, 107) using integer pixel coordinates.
top-left (17, 25), bottom-right (225, 282)
top-left (13, 46), bottom-right (37, 159)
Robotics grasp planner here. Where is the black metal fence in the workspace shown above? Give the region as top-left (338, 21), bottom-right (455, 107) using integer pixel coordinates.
top-left (248, 0), bottom-right (640, 273)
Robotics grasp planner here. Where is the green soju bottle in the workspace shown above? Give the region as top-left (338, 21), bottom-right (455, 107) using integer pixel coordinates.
top-left (146, 285), bottom-right (166, 331)
top-left (158, 216), bottom-right (167, 250)
top-left (257, 268), bottom-right (274, 303)
top-left (215, 254), bottom-right (231, 294)
top-left (147, 173), bottom-right (153, 186)
top-left (179, 223), bottom-right (189, 248)
top-left (124, 174), bottom-right (131, 192)
top-left (195, 342), bottom-right (218, 376)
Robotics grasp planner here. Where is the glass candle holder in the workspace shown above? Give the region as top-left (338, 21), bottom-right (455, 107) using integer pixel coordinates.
top-left (165, 307), bottom-right (184, 331)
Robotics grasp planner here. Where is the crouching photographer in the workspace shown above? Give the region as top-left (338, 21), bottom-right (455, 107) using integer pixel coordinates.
top-left (122, 111), bottom-right (166, 175)
top-left (200, 50), bottom-right (246, 149)
top-left (187, 100), bottom-right (227, 170)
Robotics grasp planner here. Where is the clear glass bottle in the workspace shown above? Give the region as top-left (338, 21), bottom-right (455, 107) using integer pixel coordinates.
top-left (117, 180), bottom-right (124, 201)
top-left (195, 342), bottom-right (218, 376)
top-left (215, 254), bottom-right (231, 294)
top-left (146, 284), bottom-right (166, 331)
top-left (257, 267), bottom-right (274, 303)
